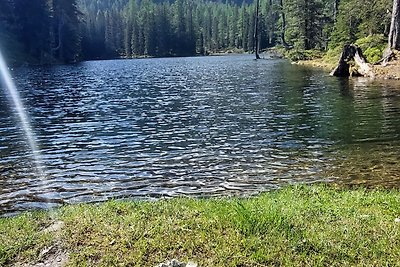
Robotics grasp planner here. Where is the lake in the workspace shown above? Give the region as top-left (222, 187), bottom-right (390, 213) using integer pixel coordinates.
top-left (1, 54), bottom-right (400, 214)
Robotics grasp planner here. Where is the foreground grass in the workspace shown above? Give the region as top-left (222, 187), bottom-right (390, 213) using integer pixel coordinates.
top-left (1, 185), bottom-right (400, 266)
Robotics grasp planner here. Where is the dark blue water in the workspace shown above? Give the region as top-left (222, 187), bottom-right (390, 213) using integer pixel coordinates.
top-left (1, 55), bottom-right (400, 214)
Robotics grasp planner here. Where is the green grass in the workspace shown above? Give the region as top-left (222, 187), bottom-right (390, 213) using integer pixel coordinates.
top-left (0, 212), bottom-right (54, 265)
top-left (1, 185), bottom-right (400, 266)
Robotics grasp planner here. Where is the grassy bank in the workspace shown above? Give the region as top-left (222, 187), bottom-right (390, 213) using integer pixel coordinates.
top-left (269, 46), bottom-right (337, 71)
top-left (1, 185), bottom-right (400, 266)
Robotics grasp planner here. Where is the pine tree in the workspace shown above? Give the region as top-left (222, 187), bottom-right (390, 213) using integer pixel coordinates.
top-left (51, 0), bottom-right (82, 63)
top-left (9, 0), bottom-right (51, 63)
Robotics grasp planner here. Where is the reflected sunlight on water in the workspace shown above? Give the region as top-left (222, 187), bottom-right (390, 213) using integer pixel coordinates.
top-left (0, 55), bottom-right (400, 214)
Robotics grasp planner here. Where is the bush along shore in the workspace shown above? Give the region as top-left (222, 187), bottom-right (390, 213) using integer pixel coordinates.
top-left (1, 185), bottom-right (400, 267)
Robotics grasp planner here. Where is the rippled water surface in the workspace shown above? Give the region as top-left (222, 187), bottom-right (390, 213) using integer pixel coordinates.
top-left (1, 55), bottom-right (400, 213)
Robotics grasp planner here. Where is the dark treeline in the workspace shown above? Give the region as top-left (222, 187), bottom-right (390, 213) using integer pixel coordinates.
top-left (81, 0), bottom-right (392, 60)
top-left (81, 0), bottom-right (263, 59)
top-left (0, 0), bottom-right (81, 64)
top-left (81, 0), bottom-right (343, 59)
top-left (0, 0), bottom-right (392, 64)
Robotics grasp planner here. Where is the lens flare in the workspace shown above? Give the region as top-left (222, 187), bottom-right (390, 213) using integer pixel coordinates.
top-left (0, 50), bottom-right (45, 179)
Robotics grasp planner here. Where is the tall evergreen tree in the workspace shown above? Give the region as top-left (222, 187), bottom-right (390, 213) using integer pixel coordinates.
top-left (51, 0), bottom-right (82, 63)
top-left (2, 0), bottom-right (392, 63)
top-left (0, 0), bottom-right (19, 58)
top-left (330, 0), bottom-right (390, 48)
top-left (17, 0), bottom-right (51, 57)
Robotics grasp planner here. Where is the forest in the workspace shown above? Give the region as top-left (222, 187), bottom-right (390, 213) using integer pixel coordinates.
top-left (0, 0), bottom-right (394, 64)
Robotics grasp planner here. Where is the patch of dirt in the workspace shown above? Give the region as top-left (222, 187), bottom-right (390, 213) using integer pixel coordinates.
top-left (374, 58), bottom-right (400, 79)
top-left (14, 221), bottom-right (68, 267)
top-left (156, 259), bottom-right (198, 267)
top-left (17, 246), bottom-right (69, 267)
top-left (42, 221), bottom-right (64, 233)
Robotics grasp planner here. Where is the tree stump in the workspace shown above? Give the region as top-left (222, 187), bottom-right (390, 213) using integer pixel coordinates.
top-left (330, 44), bottom-right (374, 77)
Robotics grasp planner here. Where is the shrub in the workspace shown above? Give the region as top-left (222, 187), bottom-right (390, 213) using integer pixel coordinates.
top-left (284, 49), bottom-right (324, 61)
top-left (355, 34), bottom-right (387, 63)
top-left (323, 46), bottom-right (343, 65)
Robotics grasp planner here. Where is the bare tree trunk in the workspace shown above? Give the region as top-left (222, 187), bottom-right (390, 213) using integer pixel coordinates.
top-left (380, 0), bottom-right (400, 65)
top-left (51, 11), bottom-right (66, 62)
top-left (268, 0), bottom-right (275, 45)
top-left (254, 0), bottom-right (261, 59)
top-left (389, 0), bottom-right (400, 50)
top-left (279, 0), bottom-right (290, 48)
top-left (333, 0), bottom-right (339, 21)
top-left (353, 48), bottom-right (374, 77)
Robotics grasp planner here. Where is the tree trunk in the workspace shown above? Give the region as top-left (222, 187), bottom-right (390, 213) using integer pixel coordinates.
top-left (388, 0), bottom-right (400, 50)
top-left (51, 11), bottom-right (65, 60)
top-left (268, 0), bottom-right (275, 46)
top-left (333, 0), bottom-right (339, 21)
top-left (331, 44), bottom-right (374, 77)
top-left (279, 0), bottom-right (290, 48)
top-left (254, 0), bottom-right (261, 59)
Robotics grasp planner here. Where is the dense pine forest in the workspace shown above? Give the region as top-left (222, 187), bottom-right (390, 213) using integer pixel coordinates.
top-left (0, 0), bottom-right (393, 64)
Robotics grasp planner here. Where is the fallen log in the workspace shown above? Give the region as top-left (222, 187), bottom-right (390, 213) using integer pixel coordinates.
top-left (330, 44), bottom-right (375, 78)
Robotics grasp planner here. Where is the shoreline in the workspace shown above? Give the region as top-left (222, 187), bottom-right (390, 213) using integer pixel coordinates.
top-left (293, 59), bottom-right (335, 71)
top-left (288, 49), bottom-right (400, 80)
top-left (296, 57), bottom-right (400, 80)
top-left (2, 185), bottom-right (400, 267)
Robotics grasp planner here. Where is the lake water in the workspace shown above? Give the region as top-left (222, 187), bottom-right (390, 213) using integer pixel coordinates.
top-left (1, 55), bottom-right (400, 214)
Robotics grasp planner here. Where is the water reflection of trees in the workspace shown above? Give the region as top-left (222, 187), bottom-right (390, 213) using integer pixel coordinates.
top-left (321, 77), bottom-right (400, 187)
top-left (273, 64), bottom-right (400, 187)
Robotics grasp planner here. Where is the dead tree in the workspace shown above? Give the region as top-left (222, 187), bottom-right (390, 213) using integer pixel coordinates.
top-left (254, 0), bottom-right (261, 59)
top-left (331, 44), bottom-right (374, 77)
top-left (389, 0), bottom-right (400, 49)
top-left (380, 0), bottom-right (400, 64)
